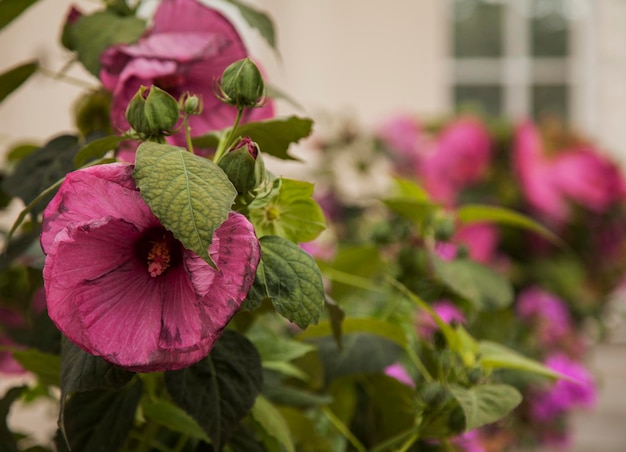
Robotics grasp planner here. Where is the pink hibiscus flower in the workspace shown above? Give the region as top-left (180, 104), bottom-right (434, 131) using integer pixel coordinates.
top-left (40, 163), bottom-right (260, 372)
top-left (100, 0), bottom-right (274, 145)
top-left (420, 117), bottom-right (492, 205)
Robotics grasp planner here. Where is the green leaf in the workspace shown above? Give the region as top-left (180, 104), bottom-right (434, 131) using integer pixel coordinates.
top-left (278, 407), bottom-right (332, 451)
top-left (325, 296), bottom-right (345, 350)
top-left (60, 338), bottom-right (134, 394)
top-left (0, 60), bottom-right (38, 104)
top-left (315, 333), bottom-right (403, 381)
top-left (449, 384), bottom-right (522, 431)
top-left (224, 0), bottom-right (277, 50)
top-left (247, 235), bottom-right (325, 329)
top-left (73, 135), bottom-right (126, 168)
top-left (12, 348), bottom-right (61, 387)
top-left (479, 341), bottom-right (565, 379)
top-left (248, 329), bottom-right (315, 363)
top-left (3, 135), bottom-right (79, 215)
top-left (165, 330), bottom-right (263, 451)
top-left (69, 11), bottom-right (146, 76)
top-left (56, 380), bottom-right (142, 452)
top-left (457, 204), bottom-right (564, 246)
top-left (193, 116), bottom-right (313, 160)
top-left (298, 317), bottom-right (408, 349)
top-left (250, 178), bottom-right (326, 242)
top-left (250, 395), bottom-right (295, 452)
top-left (142, 399), bottom-right (210, 443)
top-left (0, 386), bottom-right (25, 452)
top-left (0, 0), bottom-right (39, 31)
top-left (133, 142), bottom-right (237, 265)
top-left (431, 255), bottom-right (513, 309)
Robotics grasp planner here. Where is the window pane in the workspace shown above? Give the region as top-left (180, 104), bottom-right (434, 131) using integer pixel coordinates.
top-left (453, 0), bottom-right (503, 57)
top-left (531, 0), bottom-right (569, 56)
top-left (532, 84), bottom-right (568, 120)
top-left (455, 84), bottom-right (502, 116)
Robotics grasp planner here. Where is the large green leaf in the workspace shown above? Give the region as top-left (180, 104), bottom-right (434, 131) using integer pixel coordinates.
top-left (164, 330), bottom-right (263, 451)
top-left (479, 341), bottom-right (565, 379)
top-left (457, 204), bottom-right (564, 246)
top-left (298, 317), bottom-right (407, 349)
top-left (142, 399), bottom-right (210, 443)
top-left (431, 255), bottom-right (513, 309)
top-left (223, 0), bottom-right (277, 50)
top-left (193, 116), bottom-right (313, 160)
top-left (250, 395), bottom-right (295, 452)
top-left (133, 142), bottom-right (237, 265)
top-left (56, 380), bottom-right (142, 452)
top-left (315, 333), bottom-right (403, 382)
top-left (60, 338), bottom-right (134, 394)
top-left (0, 60), bottom-right (38, 104)
top-left (12, 348), bottom-right (61, 387)
top-left (0, 0), bottom-right (39, 31)
top-left (245, 235), bottom-right (325, 329)
top-left (250, 178), bottom-right (326, 242)
top-left (68, 11), bottom-right (145, 76)
top-left (3, 135), bottom-right (79, 215)
top-left (449, 384), bottom-right (522, 431)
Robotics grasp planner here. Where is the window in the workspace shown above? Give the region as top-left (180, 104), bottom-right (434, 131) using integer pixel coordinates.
top-left (450, 0), bottom-right (593, 124)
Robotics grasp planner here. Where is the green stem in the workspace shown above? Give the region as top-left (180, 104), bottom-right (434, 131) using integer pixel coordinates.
top-left (369, 427), bottom-right (420, 452)
top-left (135, 422), bottom-right (160, 452)
top-left (38, 66), bottom-right (96, 90)
top-left (321, 406), bottom-right (366, 452)
top-left (213, 107), bottom-right (244, 163)
top-left (183, 114), bottom-right (194, 153)
top-left (406, 345), bottom-right (433, 382)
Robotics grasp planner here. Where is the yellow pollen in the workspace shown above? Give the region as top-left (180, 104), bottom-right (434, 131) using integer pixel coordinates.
top-left (147, 240), bottom-right (171, 277)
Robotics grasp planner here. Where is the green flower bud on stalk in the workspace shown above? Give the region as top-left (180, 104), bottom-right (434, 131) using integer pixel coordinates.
top-left (180, 92), bottom-right (202, 116)
top-left (218, 137), bottom-right (265, 194)
top-left (74, 88), bottom-right (113, 136)
top-left (218, 58), bottom-right (265, 108)
top-left (432, 210), bottom-right (456, 242)
top-left (126, 85), bottom-right (180, 139)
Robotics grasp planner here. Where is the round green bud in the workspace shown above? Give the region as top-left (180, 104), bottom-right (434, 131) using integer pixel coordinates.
top-left (218, 58), bottom-right (265, 108)
top-left (218, 137), bottom-right (265, 194)
top-left (125, 85), bottom-right (180, 138)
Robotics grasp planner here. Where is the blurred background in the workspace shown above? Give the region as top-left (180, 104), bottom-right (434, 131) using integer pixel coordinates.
top-left (1, 0), bottom-right (626, 450)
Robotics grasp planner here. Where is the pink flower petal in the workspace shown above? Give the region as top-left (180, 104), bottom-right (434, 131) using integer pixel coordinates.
top-left (153, 0), bottom-right (243, 38)
top-left (41, 163), bottom-right (154, 253)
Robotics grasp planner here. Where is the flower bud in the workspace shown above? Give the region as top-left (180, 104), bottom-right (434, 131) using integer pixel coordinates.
top-left (74, 88), bottom-right (113, 136)
top-left (125, 85), bottom-right (179, 138)
top-left (218, 58), bottom-right (265, 108)
top-left (218, 137), bottom-right (265, 194)
top-left (180, 93), bottom-right (202, 116)
top-left (432, 210), bottom-right (456, 241)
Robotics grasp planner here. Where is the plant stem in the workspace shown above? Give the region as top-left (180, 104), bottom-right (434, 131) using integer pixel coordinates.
top-left (213, 107), bottom-right (244, 163)
top-left (38, 66), bottom-right (96, 90)
top-left (321, 406), bottom-right (367, 452)
top-left (183, 114), bottom-right (194, 153)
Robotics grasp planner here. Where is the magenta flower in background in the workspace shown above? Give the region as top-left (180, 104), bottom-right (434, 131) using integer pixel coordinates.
top-left (513, 120), bottom-right (569, 223)
top-left (515, 287), bottom-right (573, 346)
top-left (552, 146), bottom-right (625, 213)
top-left (452, 429), bottom-right (486, 452)
top-left (100, 0), bottom-right (274, 145)
top-left (530, 353), bottom-right (596, 421)
top-left (416, 300), bottom-right (466, 339)
top-left (420, 117), bottom-right (492, 205)
top-left (376, 113), bottom-right (425, 172)
top-left (41, 163), bottom-right (260, 372)
top-left (454, 223), bottom-right (499, 264)
top-left (384, 362), bottom-right (414, 387)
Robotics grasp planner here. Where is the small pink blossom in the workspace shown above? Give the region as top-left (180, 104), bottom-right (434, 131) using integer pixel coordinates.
top-left (376, 114), bottom-right (424, 172)
top-left (420, 117), bottom-right (492, 205)
top-left (416, 300), bottom-right (466, 339)
top-left (515, 287), bottom-right (572, 346)
top-left (529, 353), bottom-right (596, 421)
top-left (384, 362), bottom-right (414, 387)
top-left (41, 163), bottom-right (260, 372)
top-left (100, 0), bottom-right (274, 146)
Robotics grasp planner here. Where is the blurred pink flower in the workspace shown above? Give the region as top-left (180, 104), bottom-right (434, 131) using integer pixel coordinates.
top-left (384, 362), bottom-right (414, 387)
top-left (515, 287), bottom-right (573, 346)
top-left (41, 163), bottom-right (260, 372)
top-left (529, 353), bottom-right (596, 421)
top-left (376, 114), bottom-right (425, 171)
top-left (453, 429), bottom-right (486, 452)
top-left (417, 300), bottom-right (466, 339)
top-left (454, 223), bottom-right (499, 264)
top-left (100, 0), bottom-right (274, 145)
top-left (552, 146), bottom-right (624, 213)
top-left (420, 117), bottom-right (492, 205)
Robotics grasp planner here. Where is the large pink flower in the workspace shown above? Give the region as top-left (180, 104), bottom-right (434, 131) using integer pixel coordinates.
top-left (41, 163), bottom-right (260, 372)
top-left (100, 0), bottom-right (274, 143)
top-left (420, 117), bottom-right (492, 205)
top-left (513, 121), bottom-right (568, 222)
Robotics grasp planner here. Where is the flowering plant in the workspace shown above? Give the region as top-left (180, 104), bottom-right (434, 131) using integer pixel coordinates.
top-left (0, 1), bottom-right (585, 451)
top-left (305, 111), bottom-right (626, 449)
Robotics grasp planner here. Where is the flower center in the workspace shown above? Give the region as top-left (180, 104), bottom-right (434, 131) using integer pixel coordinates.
top-left (147, 240), bottom-right (171, 277)
top-left (135, 227), bottom-right (183, 278)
